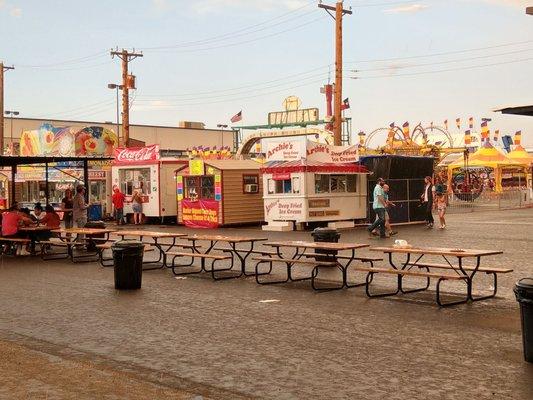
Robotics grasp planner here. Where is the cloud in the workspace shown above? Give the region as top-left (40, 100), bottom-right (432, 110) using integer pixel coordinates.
top-left (383, 4), bottom-right (429, 14)
top-left (477, 0), bottom-right (530, 6)
top-left (191, 0), bottom-right (308, 14)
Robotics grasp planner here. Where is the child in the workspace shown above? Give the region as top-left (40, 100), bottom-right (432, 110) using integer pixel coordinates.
top-left (435, 189), bottom-right (448, 229)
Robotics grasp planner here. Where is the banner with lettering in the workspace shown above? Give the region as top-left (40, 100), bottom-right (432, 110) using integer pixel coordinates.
top-left (305, 141), bottom-right (359, 163)
top-left (182, 199), bottom-right (219, 228)
top-left (113, 144), bottom-right (160, 165)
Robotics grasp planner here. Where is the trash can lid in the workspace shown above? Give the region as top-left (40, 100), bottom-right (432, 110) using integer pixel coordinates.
top-left (516, 278), bottom-right (533, 291)
top-left (112, 240), bottom-right (144, 249)
top-left (313, 227), bottom-right (339, 233)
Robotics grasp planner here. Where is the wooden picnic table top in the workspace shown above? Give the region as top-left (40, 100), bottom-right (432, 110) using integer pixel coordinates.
top-left (20, 226), bottom-right (53, 232)
top-left (265, 241), bottom-right (369, 251)
top-left (370, 246), bottom-right (503, 258)
top-left (186, 234), bottom-right (268, 243)
top-left (113, 230), bottom-right (187, 238)
top-left (51, 228), bottom-right (117, 235)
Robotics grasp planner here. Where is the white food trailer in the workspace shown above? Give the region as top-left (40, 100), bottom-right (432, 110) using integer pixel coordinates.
top-left (111, 144), bottom-right (187, 222)
top-left (261, 158), bottom-right (369, 231)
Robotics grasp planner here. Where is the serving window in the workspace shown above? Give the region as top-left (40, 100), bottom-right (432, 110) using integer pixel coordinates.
top-left (314, 174), bottom-right (357, 194)
top-left (119, 168), bottom-right (152, 195)
top-left (267, 176), bottom-right (300, 195)
top-left (184, 176), bottom-right (215, 200)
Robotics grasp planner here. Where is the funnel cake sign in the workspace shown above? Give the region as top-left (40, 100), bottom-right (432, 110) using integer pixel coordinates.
top-left (114, 144), bottom-right (160, 165)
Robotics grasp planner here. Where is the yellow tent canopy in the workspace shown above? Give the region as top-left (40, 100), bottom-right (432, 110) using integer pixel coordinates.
top-left (447, 142), bottom-right (525, 192)
top-left (507, 145), bottom-right (533, 166)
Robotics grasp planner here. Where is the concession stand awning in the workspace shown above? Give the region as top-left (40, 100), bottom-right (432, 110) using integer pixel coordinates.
top-left (0, 155), bottom-right (113, 207)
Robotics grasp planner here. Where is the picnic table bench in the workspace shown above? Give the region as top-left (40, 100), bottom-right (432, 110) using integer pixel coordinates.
top-left (366, 246), bottom-right (506, 306)
top-left (168, 235), bottom-right (268, 280)
top-left (0, 237), bottom-right (31, 256)
top-left (260, 241), bottom-right (370, 291)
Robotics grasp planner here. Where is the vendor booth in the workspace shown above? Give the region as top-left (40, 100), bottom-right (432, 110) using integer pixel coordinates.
top-left (176, 159), bottom-right (264, 227)
top-left (261, 160), bottom-right (368, 230)
top-left (112, 144), bottom-right (187, 223)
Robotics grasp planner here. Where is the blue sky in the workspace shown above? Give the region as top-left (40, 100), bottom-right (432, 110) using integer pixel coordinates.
top-left (1, 0), bottom-right (533, 146)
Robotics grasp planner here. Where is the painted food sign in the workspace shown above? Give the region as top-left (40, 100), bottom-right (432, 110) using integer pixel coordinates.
top-left (182, 199), bottom-right (219, 228)
top-left (264, 198), bottom-right (305, 222)
top-left (20, 123), bottom-right (117, 156)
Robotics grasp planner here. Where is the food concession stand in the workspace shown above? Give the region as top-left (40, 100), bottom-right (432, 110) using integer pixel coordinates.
top-left (176, 159), bottom-right (264, 227)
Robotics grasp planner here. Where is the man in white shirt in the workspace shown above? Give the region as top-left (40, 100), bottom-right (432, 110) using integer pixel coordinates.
top-left (420, 176), bottom-right (435, 228)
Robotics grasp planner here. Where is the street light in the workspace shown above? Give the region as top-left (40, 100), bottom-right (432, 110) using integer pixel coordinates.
top-left (107, 83), bottom-right (123, 145)
top-left (4, 110), bottom-right (19, 155)
top-left (217, 124), bottom-right (228, 148)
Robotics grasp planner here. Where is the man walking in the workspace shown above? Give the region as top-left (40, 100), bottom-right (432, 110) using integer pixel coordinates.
top-left (421, 176), bottom-right (435, 228)
top-left (367, 178), bottom-right (387, 239)
top-left (112, 186), bottom-right (126, 225)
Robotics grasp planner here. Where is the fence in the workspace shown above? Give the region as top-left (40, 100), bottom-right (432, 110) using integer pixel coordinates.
top-left (447, 189), bottom-right (533, 213)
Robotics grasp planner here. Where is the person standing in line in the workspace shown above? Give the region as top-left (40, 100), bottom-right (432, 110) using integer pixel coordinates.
top-left (371, 184), bottom-right (397, 237)
top-left (61, 188), bottom-right (74, 229)
top-left (421, 176), bottom-right (435, 228)
top-left (112, 186), bottom-right (126, 225)
top-left (73, 185), bottom-right (88, 243)
top-left (131, 190), bottom-right (143, 225)
top-left (367, 178), bottom-right (387, 239)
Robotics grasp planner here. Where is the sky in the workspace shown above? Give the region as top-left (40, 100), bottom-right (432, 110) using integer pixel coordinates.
top-left (1, 0), bottom-right (533, 147)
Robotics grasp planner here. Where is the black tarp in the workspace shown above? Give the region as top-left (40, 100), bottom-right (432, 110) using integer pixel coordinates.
top-left (360, 155), bottom-right (434, 223)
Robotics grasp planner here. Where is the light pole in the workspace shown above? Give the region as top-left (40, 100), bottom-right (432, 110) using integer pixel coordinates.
top-left (108, 83), bottom-right (123, 146)
top-left (217, 124), bottom-right (228, 148)
top-left (4, 110), bottom-right (19, 155)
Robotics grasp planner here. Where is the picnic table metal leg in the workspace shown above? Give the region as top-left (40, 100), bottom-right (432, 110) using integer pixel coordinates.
top-left (364, 270), bottom-right (400, 298)
top-left (436, 277), bottom-right (470, 307)
top-left (254, 259), bottom-right (289, 285)
top-left (311, 264), bottom-right (345, 292)
top-left (468, 256), bottom-right (498, 302)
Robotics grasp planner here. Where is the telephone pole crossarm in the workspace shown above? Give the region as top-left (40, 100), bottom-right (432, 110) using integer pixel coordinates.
top-left (110, 49), bottom-right (143, 148)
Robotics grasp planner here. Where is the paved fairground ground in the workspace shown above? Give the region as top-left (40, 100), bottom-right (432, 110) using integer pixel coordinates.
top-left (1, 208), bottom-right (533, 400)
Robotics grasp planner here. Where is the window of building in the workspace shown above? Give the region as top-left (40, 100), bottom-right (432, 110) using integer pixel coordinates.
top-left (267, 178), bottom-right (295, 194)
top-left (119, 168), bottom-right (151, 196)
top-left (314, 174), bottom-right (357, 194)
top-left (184, 176), bottom-right (215, 200)
top-left (243, 174), bottom-right (259, 194)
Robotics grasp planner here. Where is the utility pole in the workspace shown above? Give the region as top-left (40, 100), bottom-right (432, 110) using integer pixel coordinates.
top-left (318, 1), bottom-right (352, 145)
top-left (110, 49), bottom-right (143, 147)
top-left (0, 63), bottom-right (15, 155)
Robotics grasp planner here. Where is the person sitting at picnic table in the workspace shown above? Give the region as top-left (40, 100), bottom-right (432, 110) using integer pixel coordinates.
top-left (30, 203), bottom-right (46, 222)
top-left (1, 205), bottom-right (33, 255)
top-left (36, 205), bottom-right (61, 242)
top-left (112, 186), bottom-right (126, 225)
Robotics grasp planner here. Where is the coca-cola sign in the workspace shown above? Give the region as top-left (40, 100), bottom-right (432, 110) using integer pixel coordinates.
top-left (114, 144), bottom-right (160, 164)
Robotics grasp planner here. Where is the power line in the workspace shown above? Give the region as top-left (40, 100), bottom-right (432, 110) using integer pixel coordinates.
top-left (145, 15), bottom-right (326, 54)
top-left (16, 51), bottom-right (108, 69)
top-left (137, 66), bottom-right (331, 99)
top-left (143, 0), bottom-right (316, 50)
top-left (351, 0), bottom-right (421, 7)
top-left (352, 47), bottom-right (533, 72)
top-left (345, 39), bottom-right (533, 64)
top-left (352, 57), bottom-right (533, 79)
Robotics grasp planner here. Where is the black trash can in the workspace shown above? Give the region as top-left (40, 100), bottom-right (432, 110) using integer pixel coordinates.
top-left (514, 278), bottom-right (533, 363)
top-left (311, 227), bottom-right (340, 261)
top-left (84, 220), bottom-right (106, 252)
top-left (112, 240), bottom-right (144, 290)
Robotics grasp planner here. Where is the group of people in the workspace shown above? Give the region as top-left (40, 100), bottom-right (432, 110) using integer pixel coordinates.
top-left (368, 176), bottom-right (448, 239)
top-left (111, 186), bottom-right (143, 225)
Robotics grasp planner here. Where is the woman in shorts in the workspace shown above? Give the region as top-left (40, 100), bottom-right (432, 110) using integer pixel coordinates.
top-left (131, 190), bottom-right (143, 225)
top-left (435, 189), bottom-right (448, 229)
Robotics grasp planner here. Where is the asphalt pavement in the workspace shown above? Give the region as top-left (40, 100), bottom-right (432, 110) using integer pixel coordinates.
top-left (0, 208), bottom-right (532, 399)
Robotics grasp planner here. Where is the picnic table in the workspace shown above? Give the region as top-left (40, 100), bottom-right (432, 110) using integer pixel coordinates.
top-left (367, 246), bottom-right (509, 306)
top-left (260, 240), bottom-right (372, 291)
top-left (47, 227), bottom-right (117, 263)
top-left (168, 234), bottom-right (268, 280)
top-left (19, 225), bottom-right (53, 255)
top-left (111, 230), bottom-right (187, 269)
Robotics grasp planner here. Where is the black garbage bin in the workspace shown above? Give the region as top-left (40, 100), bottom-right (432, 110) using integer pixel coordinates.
top-left (112, 240), bottom-right (144, 290)
top-left (311, 227), bottom-right (340, 261)
top-left (84, 220), bottom-right (106, 252)
top-left (514, 278), bottom-right (533, 363)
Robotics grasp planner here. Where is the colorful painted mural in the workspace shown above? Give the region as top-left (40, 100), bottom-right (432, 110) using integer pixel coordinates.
top-left (20, 123), bottom-right (117, 157)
